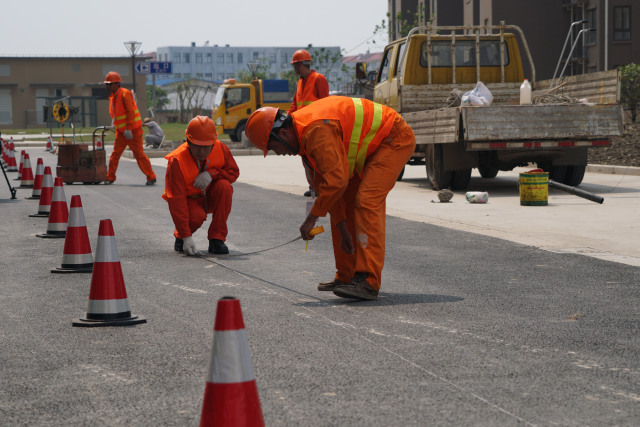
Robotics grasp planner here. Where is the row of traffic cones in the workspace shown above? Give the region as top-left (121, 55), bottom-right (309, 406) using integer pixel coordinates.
top-left (13, 147), bottom-right (263, 424)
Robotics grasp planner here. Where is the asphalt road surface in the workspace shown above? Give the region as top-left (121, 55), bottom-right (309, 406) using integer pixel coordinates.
top-left (1, 148), bottom-right (639, 426)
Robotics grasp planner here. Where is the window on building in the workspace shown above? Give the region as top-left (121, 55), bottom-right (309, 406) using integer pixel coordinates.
top-left (0, 88), bottom-right (13, 124)
top-left (72, 64), bottom-right (81, 72)
top-left (196, 53), bottom-right (203, 64)
top-left (586, 9), bottom-right (597, 44)
top-left (217, 73), bottom-right (225, 81)
top-left (226, 53), bottom-right (233, 64)
top-left (226, 73), bottom-right (235, 79)
top-left (184, 53), bottom-right (190, 63)
top-left (237, 52), bottom-right (243, 63)
top-left (217, 53), bottom-right (224, 63)
top-left (196, 73), bottom-right (203, 78)
top-left (206, 53), bottom-right (212, 63)
top-left (269, 53), bottom-right (276, 65)
top-left (253, 52), bottom-right (260, 61)
top-left (205, 73), bottom-right (212, 79)
top-left (173, 53), bottom-right (181, 64)
top-left (613, 6), bottom-right (631, 41)
top-left (282, 52), bottom-right (289, 66)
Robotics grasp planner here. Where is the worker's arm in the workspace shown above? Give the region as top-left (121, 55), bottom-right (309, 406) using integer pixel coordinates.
top-left (287, 93), bottom-right (298, 115)
top-left (164, 157), bottom-right (192, 238)
top-left (304, 121), bottom-right (348, 222)
top-left (315, 73), bottom-right (330, 99)
top-left (208, 143), bottom-right (240, 184)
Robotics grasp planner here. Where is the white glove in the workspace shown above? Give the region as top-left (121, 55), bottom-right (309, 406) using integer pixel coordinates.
top-left (193, 171), bottom-right (212, 190)
top-left (124, 129), bottom-right (133, 140)
top-left (183, 236), bottom-right (197, 256)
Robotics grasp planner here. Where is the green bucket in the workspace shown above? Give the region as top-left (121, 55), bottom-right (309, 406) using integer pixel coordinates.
top-left (519, 171), bottom-right (549, 206)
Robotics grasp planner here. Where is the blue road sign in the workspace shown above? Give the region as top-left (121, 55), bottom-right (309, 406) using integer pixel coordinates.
top-left (135, 61), bottom-right (173, 75)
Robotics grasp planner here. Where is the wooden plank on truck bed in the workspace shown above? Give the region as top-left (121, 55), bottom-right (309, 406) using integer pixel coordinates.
top-left (536, 70), bottom-right (619, 104)
top-left (462, 104), bottom-right (623, 141)
top-left (400, 83), bottom-right (521, 112)
top-left (402, 108), bottom-right (459, 144)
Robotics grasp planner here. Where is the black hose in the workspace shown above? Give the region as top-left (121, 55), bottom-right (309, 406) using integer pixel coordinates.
top-left (548, 179), bottom-right (604, 204)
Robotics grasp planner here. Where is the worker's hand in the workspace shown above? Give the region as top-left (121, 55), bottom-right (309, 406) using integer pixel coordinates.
top-left (193, 171), bottom-right (212, 190)
top-left (337, 221), bottom-right (354, 255)
top-left (182, 236), bottom-right (197, 256)
top-left (300, 213), bottom-right (318, 240)
top-left (124, 130), bottom-right (133, 140)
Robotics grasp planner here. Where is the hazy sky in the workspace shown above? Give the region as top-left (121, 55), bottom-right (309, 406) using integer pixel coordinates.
top-left (2, 0), bottom-right (389, 57)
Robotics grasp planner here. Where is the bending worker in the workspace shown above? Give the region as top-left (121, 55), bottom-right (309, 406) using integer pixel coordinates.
top-left (245, 96), bottom-right (415, 300)
top-left (142, 117), bottom-right (165, 149)
top-left (163, 116), bottom-right (239, 255)
top-left (287, 49), bottom-right (329, 198)
top-left (103, 71), bottom-right (157, 185)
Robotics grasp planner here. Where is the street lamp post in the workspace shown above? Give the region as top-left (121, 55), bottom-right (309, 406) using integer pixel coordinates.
top-left (124, 41), bottom-right (142, 94)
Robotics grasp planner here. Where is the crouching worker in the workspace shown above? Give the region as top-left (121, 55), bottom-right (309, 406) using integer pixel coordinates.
top-left (163, 116), bottom-right (239, 255)
top-left (245, 96), bottom-right (415, 300)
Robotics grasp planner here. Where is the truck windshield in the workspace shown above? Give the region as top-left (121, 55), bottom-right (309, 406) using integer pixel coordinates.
top-left (422, 40), bottom-right (509, 67)
top-left (214, 87), bottom-right (225, 108)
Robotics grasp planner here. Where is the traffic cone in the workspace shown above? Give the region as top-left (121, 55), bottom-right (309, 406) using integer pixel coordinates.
top-left (30, 166), bottom-right (54, 217)
top-left (72, 219), bottom-right (146, 327)
top-left (7, 145), bottom-right (18, 172)
top-left (19, 153), bottom-right (34, 188)
top-left (36, 177), bottom-right (68, 238)
top-left (200, 297), bottom-right (264, 427)
top-left (52, 195), bottom-right (93, 273)
top-left (95, 135), bottom-right (102, 149)
top-left (14, 150), bottom-right (24, 181)
top-left (26, 158), bottom-right (44, 199)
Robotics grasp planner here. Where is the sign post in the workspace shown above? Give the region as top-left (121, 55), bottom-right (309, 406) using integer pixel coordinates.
top-left (135, 61), bottom-right (173, 113)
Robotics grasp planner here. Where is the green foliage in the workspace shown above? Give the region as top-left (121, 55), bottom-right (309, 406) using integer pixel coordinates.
top-left (280, 69), bottom-right (298, 98)
top-left (394, 4), bottom-right (429, 38)
top-left (620, 63), bottom-right (640, 122)
top-left (146, 85), bottom-right (169, 111)
top-left (305, 44), bottom-right (344, 77)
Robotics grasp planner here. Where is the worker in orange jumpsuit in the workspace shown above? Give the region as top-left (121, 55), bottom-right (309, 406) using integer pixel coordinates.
top-left (163, 116), bottom-right (239, 255)
top-left (103, 71), bottom-right (157, 185)
top-left (287, 49), bottom-right (330, 198)
top-left (245, 96), bottom-right (415, 300)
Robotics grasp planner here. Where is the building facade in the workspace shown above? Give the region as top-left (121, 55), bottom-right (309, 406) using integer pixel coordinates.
top-left (0, 57), bottom-right (146, 130)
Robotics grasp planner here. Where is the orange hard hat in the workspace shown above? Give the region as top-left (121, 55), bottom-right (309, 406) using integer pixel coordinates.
top-left (104, 71), bottom-right (122, 84)
top-left (185, 116), bottom-right (217, 146)
top-left (291, 49), bottom-right (312, 64)
top-left (245, 107), bottom-right (280, 157)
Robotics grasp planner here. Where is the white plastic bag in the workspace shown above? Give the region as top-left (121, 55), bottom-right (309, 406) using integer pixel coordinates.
top-left (461, 81), bottom-right (493, 106)
top-left (465, 191), bottom-right (489, 203)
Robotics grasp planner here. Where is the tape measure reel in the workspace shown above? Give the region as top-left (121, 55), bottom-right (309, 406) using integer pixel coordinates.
top-left (52, 101), bottom-right (70, 123)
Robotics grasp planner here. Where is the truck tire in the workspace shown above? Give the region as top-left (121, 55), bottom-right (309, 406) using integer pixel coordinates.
top-left (236, 123), bottom-right (249, 147)
top-left (478, 166), bottom-right (499, 178)
top-left (426, 145), bottom-right (452, 190)
top-left (562, 164), bottom-right (586, 186)
top-left (229, 133), bottom-right (239, 142)
top-left (451, 168), bottom-right (472, 190)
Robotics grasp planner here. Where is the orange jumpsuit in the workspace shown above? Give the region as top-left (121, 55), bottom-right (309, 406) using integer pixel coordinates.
top-left (163, 142), bottom-right (239, 241)
top-left (292, 96), bottom-right (416, 291)
top-left (106, 87), bottom-right (156, 182)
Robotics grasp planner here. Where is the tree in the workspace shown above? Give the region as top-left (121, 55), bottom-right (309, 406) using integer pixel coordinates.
top-left (146, 85), bottom-right (169, 111)
top-left (620, 63), bottom-right (640, 122)
top-left (175, 79), bottom-right (215, 122)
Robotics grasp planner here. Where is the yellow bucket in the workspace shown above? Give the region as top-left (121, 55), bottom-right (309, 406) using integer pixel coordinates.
top-left (519, 171), bottom-right (548, 206)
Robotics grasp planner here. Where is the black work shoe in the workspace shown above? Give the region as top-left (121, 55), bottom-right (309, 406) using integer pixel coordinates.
top-left (332, 273), bottom-right (379, 300)
top-left (174, 238), bottom-right (184, 253)
top-left (304, 190), bottom-right (312, 197)
top-left (318, 279), bottom-right (348, 291)
top-left (146, 179), bottom-right (156, 186)
top-left (104, 180), bottom-right (114, 185)
top-left (209, 239), bottom-right (229, 254)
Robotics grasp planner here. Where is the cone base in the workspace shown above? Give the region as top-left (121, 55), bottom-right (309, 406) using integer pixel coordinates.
top-left (72, 315), bottom-right (147, 327)
top-left (51, 265), bottom-right (93, 274)
top-left (29, 213), bottom-right (50, 218)
top-left (26, 196), bottom-right (41, 200)
top-left (36, 233), bottom-right (66, 239)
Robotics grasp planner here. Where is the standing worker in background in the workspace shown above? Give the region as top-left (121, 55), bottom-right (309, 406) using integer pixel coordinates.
top-left (142, 117), bottom-right (165, 149)
top-left (103, 71), bottom-right (157, 185)
top-left (245, 96), bottom-right (416, 300)
top-left (163, 116), bottom-right (239, 255)
top-left (287, 49), bottom-right (329, 197)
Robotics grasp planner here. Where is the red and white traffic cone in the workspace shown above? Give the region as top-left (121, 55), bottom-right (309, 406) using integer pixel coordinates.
top-left (26, 157), bottom-right (44, 199)
top-left (52, 195), bottom-right (93, 273)
top-left (95, 135), bottom-right (102, 150)
top-left (7, 145), bottom-right (18, 172)
top-left (45, 135), bottom-right (52, 152)
top-left (36, 177), bottom-right (68, 238)
top-left (19, 153), bottom-right (34, 188)
top-left (30, 166), bottom-right (54, 217)
top-left (200, 297), bottom-right (264, 427)
top-left (14, 150), bottom-right (25, 181)
top-left (72, 219), bottom-right (146, 327)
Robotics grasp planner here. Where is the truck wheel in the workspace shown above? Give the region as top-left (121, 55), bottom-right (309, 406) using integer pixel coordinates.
top-left (478, 166), bottom-right (499, 178)
top-left (229, 133), bottom-right (239, 142)
top-left (451, 169), bottom-right (472, 190)
top-left (236, 124), bottom-right (250, 148)
top-left (426, 145), bottom-right (452, 190)
top-left (397, 166), bottom-right (405, 181)
top-left (549, 166), bottom-right (567, 183)
top-left (562, 164), bottom-right (586, 186)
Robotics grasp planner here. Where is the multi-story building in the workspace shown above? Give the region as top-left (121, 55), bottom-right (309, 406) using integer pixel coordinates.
top-left (387, 0), bottom-right (638, 81)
